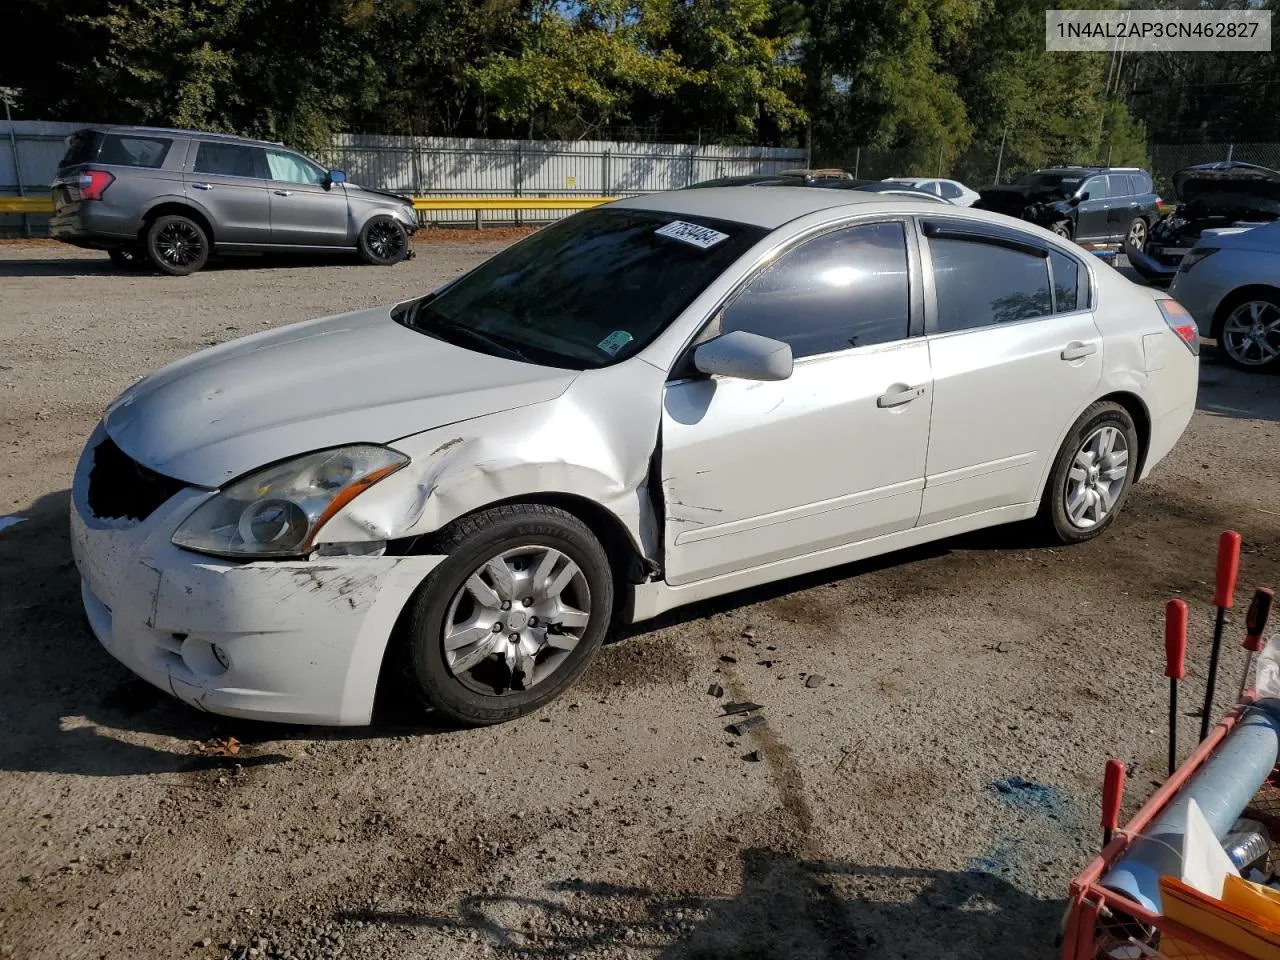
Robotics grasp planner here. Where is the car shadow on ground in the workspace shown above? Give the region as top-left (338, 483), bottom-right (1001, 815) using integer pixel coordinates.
top-left (1197, 350), bottom-right (1280, 421)
top-left (0, 251), bottom-right (366, 278)
top-left (335, 851), bottom-right (1066, 959)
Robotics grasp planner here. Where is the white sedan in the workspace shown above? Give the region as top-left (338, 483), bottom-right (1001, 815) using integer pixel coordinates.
top-left (882, 177), bottom-right (982, 206)
top-left (1169, 220), bottom-right (1280, 371)
top-left (70, 188), bottom-right (1199, 726)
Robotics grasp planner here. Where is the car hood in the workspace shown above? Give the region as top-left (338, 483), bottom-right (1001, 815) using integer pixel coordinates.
top-left (1172, 163), bottom-right (1280, 215)
top-left (346, 183), bottom-right (413, 206)
top-left (103, 306), bottom-right (578, 487)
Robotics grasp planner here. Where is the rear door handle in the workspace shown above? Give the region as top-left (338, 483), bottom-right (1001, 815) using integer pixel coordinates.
top-left (273, 189), bottom-right (294, 197)
top-left (877, 384), bottom-right (926, 408)
top-left (1061, 341), bottom-right (1099, 361)
top-left (190, 182), bottom-right (213, 191)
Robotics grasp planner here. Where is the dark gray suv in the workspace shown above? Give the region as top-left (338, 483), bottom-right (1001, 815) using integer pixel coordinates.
top-left (50, 126), bottom-right (418, 275)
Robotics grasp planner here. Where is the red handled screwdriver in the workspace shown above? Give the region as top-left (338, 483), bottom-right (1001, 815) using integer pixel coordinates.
top-left (1165, 599), bottom-right (1188, 776)
top-left (1102, 759), bottom-right (1125, 848)
top-left (1237, 587), bottom-right (1274, 700)
top-left (1201, 531), bottom-right (1241, 741)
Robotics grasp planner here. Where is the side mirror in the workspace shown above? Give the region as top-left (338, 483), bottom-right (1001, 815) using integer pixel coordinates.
top-left (1072, 191), bottom-right (1088, 205)
top-left (328, 169), bottom-right (347, 186)
top-left (693, 330), bottom-right (793, 381)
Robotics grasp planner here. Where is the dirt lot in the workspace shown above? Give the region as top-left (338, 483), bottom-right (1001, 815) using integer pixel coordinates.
top-left (1, 239), bottom-right (1279, 960)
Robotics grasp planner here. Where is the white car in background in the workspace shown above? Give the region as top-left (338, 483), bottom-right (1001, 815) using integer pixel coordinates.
top-left (1169, 220), bottom-right (1280, 371)
top-left (882, 177), bottom-right (981, 206)
top-left (70, 188), bottom-right (1199, 728)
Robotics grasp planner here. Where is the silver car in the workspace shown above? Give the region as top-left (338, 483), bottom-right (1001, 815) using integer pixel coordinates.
top-left (69, 188), bottom-right (1199, 726)
top-left (50, 126), bottom-right (417, 275)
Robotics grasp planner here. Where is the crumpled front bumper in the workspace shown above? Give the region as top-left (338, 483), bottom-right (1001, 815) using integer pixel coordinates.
top-left (69, 433), bottom-right (442, 726)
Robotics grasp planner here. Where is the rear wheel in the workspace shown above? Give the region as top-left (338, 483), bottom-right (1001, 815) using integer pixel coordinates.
top-left (1041, 401), bottom-right (1139, 544)
top-left (145, 214), bottom-right (209, 276)
top-left (398, 504), bottom-right (614, 725)
top-left (1124, 217), bottom-right (1147, 251)
top-left (358, 216), bottom-right (409, 265)
top-left (1052, 220), bottom-right (1074, 241)
top-left (1217, 293), bottom-right (1280, 372)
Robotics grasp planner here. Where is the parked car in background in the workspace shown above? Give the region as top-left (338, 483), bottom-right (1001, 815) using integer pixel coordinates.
top-left (881, 177), bottom-right (980, 205)
top-left (1169, 220), bottom-right (1280, 371)
top-left (1129, 162), bottom-right (1280, 284)
top-left (50, 126), bottom-right (418, 275)
top-left (70, 187), bottom-right (1198, 727)
top-left (974, 167), bottom-right (1160, 246)
top-left (850, 182), bottom-right (953, 203)
top-left (684, 169), bottom-right (856, 189)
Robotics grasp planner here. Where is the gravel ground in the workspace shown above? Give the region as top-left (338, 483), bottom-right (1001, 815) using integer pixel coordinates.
top-left (1, 239), bottom-right (1278, 960)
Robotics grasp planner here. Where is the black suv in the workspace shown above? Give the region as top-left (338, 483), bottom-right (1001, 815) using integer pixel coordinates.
top-left (974, 167), bottom-right (1161, 248)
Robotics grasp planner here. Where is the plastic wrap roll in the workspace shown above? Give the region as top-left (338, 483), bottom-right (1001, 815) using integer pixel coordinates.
top-left (1101, 700), bottom-right (1280, 913)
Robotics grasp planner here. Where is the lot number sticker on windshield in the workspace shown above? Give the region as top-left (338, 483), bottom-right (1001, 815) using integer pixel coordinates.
top-left (597, 330), bottom-right (634, 356)
top-left (655, 220), bottom-right (729, 249)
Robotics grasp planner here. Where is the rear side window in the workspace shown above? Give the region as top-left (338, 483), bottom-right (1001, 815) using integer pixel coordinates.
top-left (1106, 174), bottom-right (1133, 198)
top-left (1132, 172), bottom-right (1153, 195)
top-left (722, 221), bottom-right (911, 357)
top-left (193, 142), bottom-right (262, 178)
top-left (929, 237), bottom-right (1052, 332)
top-left (60, 130), bottom-right (102, 168)
top-left (939, 181), bottom-right (964, 200)
top-left (1048, 249), bottom-right (1085, 312)
top-left (99, 135), bottom-right (171, 168)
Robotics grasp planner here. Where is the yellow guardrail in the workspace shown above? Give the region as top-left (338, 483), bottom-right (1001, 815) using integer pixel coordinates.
top-left (0, 196), bottom-right (617, 216)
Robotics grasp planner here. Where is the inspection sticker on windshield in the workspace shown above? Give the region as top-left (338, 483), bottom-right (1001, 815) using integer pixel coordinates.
top-left (655, 220), bottom-right (729, 249)
top-left (597, 330), bottom-right (634, 356)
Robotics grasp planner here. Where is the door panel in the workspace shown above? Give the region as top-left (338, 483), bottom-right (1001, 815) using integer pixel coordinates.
top-left (185, 142), bottom-right (271, 244)
top-left (661, 342), bottom-right (932, 585)
top-left (922, 315), bottom-right (1102, 524)
top-left (266, 149), bottom-right (351, 246)
top-left (1106, 174), bottom-right (1137, 241)
top-left (1074, 176), bottom-right (1110, 241)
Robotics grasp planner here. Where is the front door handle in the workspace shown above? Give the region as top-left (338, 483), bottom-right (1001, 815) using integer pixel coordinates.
top-left (877, 384), bottom-right (926, 408)
top-left (190, 182), bottom-right (213, 191)
top-left (273, 189), bottom-right (294, 197)
top-left (1061, 341), bottom-right (1099, 361)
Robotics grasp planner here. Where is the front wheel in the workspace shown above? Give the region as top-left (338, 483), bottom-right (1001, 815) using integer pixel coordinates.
top-left (358, 216), bottom-right (409, 266)
top-left (1041, 401), bottom-right (1139, 544)
top-left (1051, 220), bottom-right (1074, 241)
top-left (398, 504), bottom-right (614, 725)
top-left (145, 214), bottom-right (209, 276)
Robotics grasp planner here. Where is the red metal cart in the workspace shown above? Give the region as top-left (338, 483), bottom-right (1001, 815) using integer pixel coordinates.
top-left (1063, 695), bottom-right (1280, 960)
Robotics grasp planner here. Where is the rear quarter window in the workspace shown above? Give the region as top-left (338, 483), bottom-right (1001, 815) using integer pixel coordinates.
top-left (59, 130), bottom-right (102, 168)
top-left (98, 135), bottom-right (172, 169)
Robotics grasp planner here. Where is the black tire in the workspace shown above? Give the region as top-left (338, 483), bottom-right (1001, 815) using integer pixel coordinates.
top-left (1040, 401), bottom-right (1140, 544)
top-left (1124, 216), bottom-right (1148, 252)
top-left (398, 504), bottom-right (614, 725)
top-left (358, 216), bottom-right (409, 265)
top-left (107, 246), bottom-right (146, 270)
top-left (1213, 290), bottom-right (1280, 373)
top-left (144, 214), bottom-right (209, 276)
top-left (1051, 220), bottom-right (1074, 241)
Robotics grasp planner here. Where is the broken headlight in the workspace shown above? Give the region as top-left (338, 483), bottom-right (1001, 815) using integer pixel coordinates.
top-left (171, 445), bottom-right (409, 558)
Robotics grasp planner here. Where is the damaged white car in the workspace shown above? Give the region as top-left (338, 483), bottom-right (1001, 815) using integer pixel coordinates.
top-left (71, 188), bottom-right (1199, 726)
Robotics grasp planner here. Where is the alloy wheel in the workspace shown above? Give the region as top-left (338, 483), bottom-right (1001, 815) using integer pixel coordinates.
top-left (1223, 300), bottom-right (1280, 367)
top-left (1127, 219), bottom-right (1147, 248)
top-left (366, 221), bottom-right (406, 262)
top-left (442, 546), bottom-right (591, 695)
top-left (152, 221), bottom-right (203, 268)
top-left (1064, 426), bottom-right (1130, 530)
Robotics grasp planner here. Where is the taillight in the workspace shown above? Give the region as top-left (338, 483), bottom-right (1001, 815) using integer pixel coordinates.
top-left (1157, 299), bottom-right (1200, 355)
top-left (1177, 246), bottom-right (1218, 274)
top-left (78, 169), bottom-right (114, 201)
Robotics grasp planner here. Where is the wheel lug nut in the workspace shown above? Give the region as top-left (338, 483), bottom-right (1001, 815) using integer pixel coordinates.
top-left (501, 601), bottom-right (511, 611)
top-left (492, 622), bottom-right (503, 632)
top-left (523, 598), bottom-right (532, 607)
top-left (529, 617), bottom-right (538, 626)
top-left (509, 633), bottom-right (520, 643)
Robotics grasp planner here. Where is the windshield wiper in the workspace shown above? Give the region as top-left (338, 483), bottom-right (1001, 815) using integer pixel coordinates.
top-left (429, 318), bottom-right (533, 363)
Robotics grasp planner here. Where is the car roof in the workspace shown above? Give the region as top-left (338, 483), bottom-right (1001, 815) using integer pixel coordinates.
top-left (77, 125), bottom-right (285, 148)
top-left (612, 186), bottom-right (942, 229)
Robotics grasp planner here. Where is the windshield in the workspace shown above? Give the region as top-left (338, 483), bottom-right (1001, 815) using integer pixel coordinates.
top-left (397, 208), bottom-right (765, 369)
top-left (1015, 172), bottom-right (1084, 192)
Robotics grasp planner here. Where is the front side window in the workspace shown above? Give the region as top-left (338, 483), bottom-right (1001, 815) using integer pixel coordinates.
top-left (398, 208), bottom-right (765, 369)
top-left (193, 142), bottom-right (262, 178)
top-left (721, 221), bottom-right (911, 358)
top-left (929, 237), bottom-right (1053, 332)
top-left (266, 150), bottom-right (327, 185)
top-left (1082, 176), bottom-right (1109, 200)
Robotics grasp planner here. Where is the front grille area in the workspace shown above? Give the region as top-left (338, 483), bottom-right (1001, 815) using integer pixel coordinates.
top-left (86, 436), bottom-right (186, 522)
